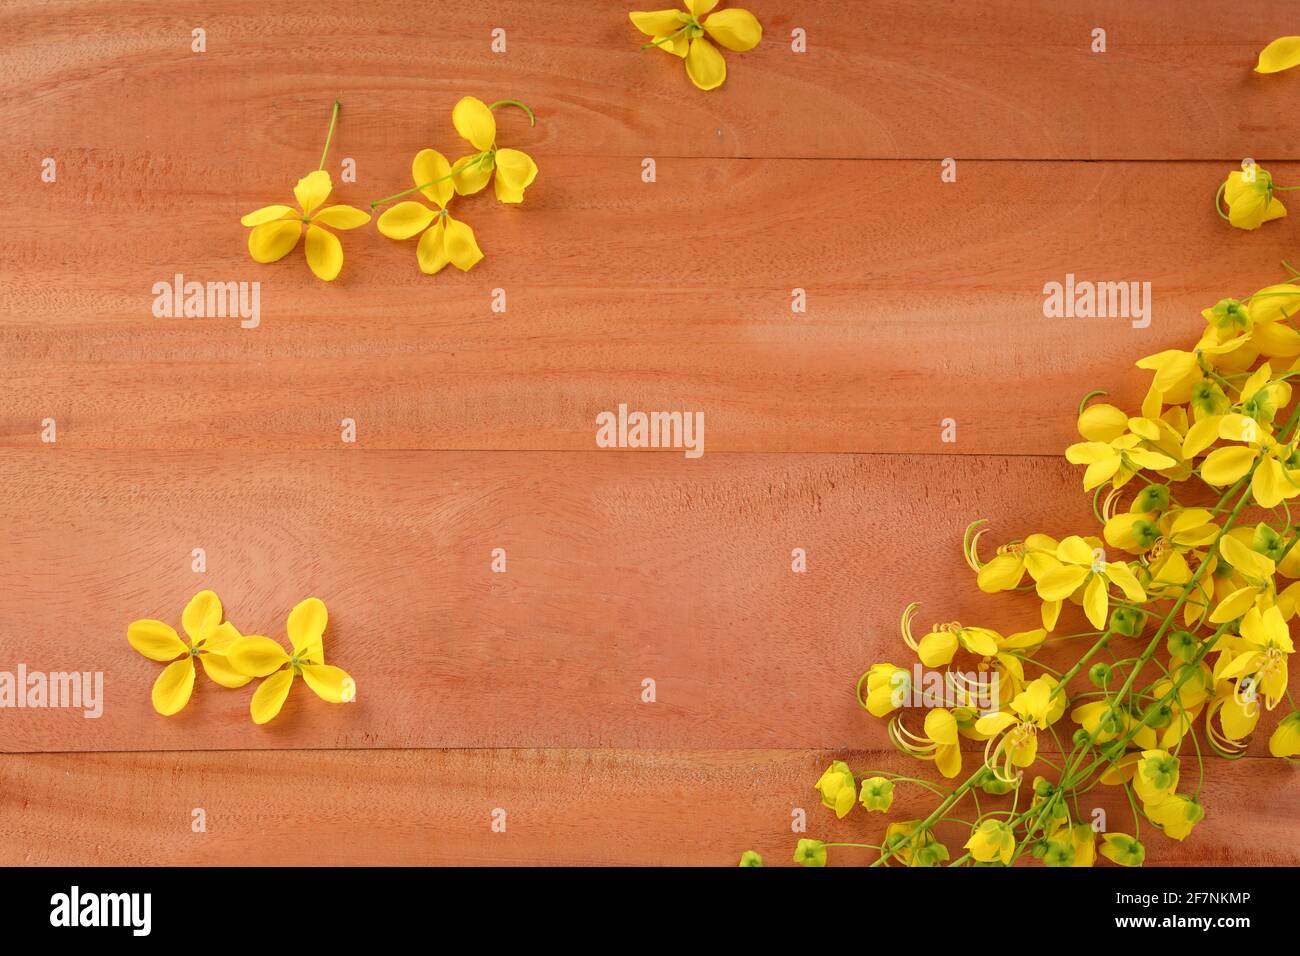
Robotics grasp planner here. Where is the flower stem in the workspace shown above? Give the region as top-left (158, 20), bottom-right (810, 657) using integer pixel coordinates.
top-left (319, 99), bottom-right (341, 171)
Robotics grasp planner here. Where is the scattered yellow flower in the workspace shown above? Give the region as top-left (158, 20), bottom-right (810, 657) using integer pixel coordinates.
top-left (1217, 166), bottom-right (1286, 230)
top-left (448, 97), bottom-right (538, 203)
top-left (813, 760), bottom-right (857, 818)
top-left (376, 149), bottom-right (484, 275)
top-left (630, 1), bottom-right (762, 91)
top-left (965, 819), bottom-right (1015, 865)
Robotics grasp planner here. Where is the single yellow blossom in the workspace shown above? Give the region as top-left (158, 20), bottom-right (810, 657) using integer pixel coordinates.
top-left (1144, 794), bottom-right (1204, 841)
top-left (1099, 832), bottom-right (1145, 867)
top-left (859, 776), bottom-right (894, 812)
top-left (1269, 711), bottom-right (1300, 757)
top-left (1218, 166), bottom-right (1286, 230)
top-left (448, 96), bottom-right (538, 203)
top-left (376, 149), bottom-right (483, 275)
top-left (964, 819), bottom-right (1015, 865)
top-left (813, 760), bottom-right (857, 818)
top-left (630, 1), bottom-right (762, 91)
top-left (1034, 535), bottom-right (1147, 630)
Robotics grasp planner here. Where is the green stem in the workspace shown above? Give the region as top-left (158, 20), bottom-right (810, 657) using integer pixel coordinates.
top-left (319, 99), bottom-right (341, 171)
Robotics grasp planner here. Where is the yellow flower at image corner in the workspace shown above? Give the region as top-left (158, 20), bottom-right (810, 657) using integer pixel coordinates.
top-left (813, 760), bottom-right (857, 819)
top-left (1033, 535), bottom-right (1147, 630)
top-left (239, 101), bottom-right (370, 281)
top-left (1217, 165), bottom-right (1286, 231)
top-left (448, 96), bottom-right (538, 203)
top-left (1256, 36), bottom-right (1300, 73)
top-left (376, 149), bottom-right (484, 275)
top-left (1098, 832), bottom-right (1145, 867)
top-left (127, 590), bottom-right (252, 716)
top-left (1143, 793), bottom-right (1204, 842)
top-left (964, 819), bottom-right (1015, 865)
top-left (859, 776), bottom-right (894, 812)
top-left (630, 0), bottom-right (762, 91)
top-left (226, 597), bottom-right (356, 724)
top-left (1270, 711), bottom-right (1300, 757)
top-left (738, 849), bottom-right (763, 866)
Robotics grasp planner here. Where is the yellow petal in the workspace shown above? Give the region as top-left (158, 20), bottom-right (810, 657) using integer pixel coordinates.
top-left (1078, 403), bottom-right (1129, 442)
top-left (924, 708), bottom-right (958, 745)
top-left (685, 35), bottom-right (726, 90)
top-left (1256, 36), bottom-right (1300, 73)
top-left (377, 201), bottom-right (437, 240)
top-left (127, 620), bottom-right (187, 661)
top-left (412, 148), bottom-right (454, 208)
top-left (416, 219), bottom-right (451, 275)
top-left (227, 636), bottom-right (291, 677)
top-left (1200, 445), bottom-right (1256, 486)
top-left (1083, 574), bottom-right (1108, 630)
top-left (247, 220), bottom-right (302, 263)
top-left (916, 630), bottom-right (957, 667)
top-left (629, 10), bottom-right (687, 37)
top-left (201, 621), bottom-right (242, 654)
top-left (703, 8), bottom-right (762, 51)
top-left (685, 0), bottom-right (718, 15)
top-left (1037, 564), bottom-right (1089, 602)
top-left (199, 652), bottom-right (253, 689)
top-left (935, 743), bottom-right (961, 779)
top-left (301, 663), bottom-right (354, 703)
top-left (182, 589), bottom-right (222, 643)
top-left (976, 552), bottom-right (1024, 592)
top-left (493, 148), bottom-right (538, 204)
top-left (151, 658), bottom-right (195, 716)
top-left (240, 204), bottom-right (295, 227)
top-left (304, 224), bottom-right (344, 282)
top-left (293, 169), bottom-right (333, 216)
top-left (312, 205), bottom-right (370, 230)
top-left (443, 215), bottom-right (484, 272)
top-left (250, 669), bottom-right (295, 725)
top-left (452, 153), bottom-right (494, 196)
top-left (287, 597), bottom-right (328, 662)
top-left (452, 96), bottom-right (497, 151)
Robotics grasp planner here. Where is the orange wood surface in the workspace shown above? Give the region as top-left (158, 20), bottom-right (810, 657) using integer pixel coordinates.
top-left (2, 0), bottom-right (1297, 866)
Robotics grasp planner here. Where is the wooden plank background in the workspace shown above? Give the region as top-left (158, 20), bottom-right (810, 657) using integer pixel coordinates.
top-left (1, 0), bottom-right (1296, 865)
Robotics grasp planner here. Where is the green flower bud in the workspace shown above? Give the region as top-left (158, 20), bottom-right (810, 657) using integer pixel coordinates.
top-left (1088, 663), bottom-right (1112, 688)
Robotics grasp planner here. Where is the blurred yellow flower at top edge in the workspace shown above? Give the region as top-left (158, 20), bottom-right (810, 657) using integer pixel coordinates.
top-left (241, 170), bottom-right (370, 281)
top-left (630, 1), bottom-right (762, 91)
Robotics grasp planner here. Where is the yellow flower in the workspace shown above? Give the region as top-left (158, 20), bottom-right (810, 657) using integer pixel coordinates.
top-left (630, 1), bottom-right (762, 91)
top-left (376, 150), bottom-right (483, 275)
top-left (1269, 711), bottom-right (1300, 757)
top-left (889, 708), bottom-right (964, 778)
top-left (1144, 794), bottom-right (1204, 841)
top-left (910, 621), bottom-right (1000, 668)
top-left (1209, 535), bottom-right (1278, 623)
top-left (448, 97), bottom-right (538, 203)
top-left (1099, 832), bottom-right (1145, 867)
top-left (1034, 535), bottom-right (1147, 630)
top-left (227, 597), bottom-right (355, 724)
top-left (1218, 166), bottom-right (1286, 230)
top-left (127, 590), bottom-right (252, 715)
top-left (813, 760), bottom-right (857, 819)
top-left (964, 820), bottom-right (1015, 865)
top-left (738, 849), bottom-right (763, 866)
top-left (1132, 749), bottom-right (1180, 805)
top-left (880, 820), bottom-right (947, 867)
top-left (1217, 604), bottom-right (1294, 708)
top-left (241, 170), bottom-right (370, 281)
top-left (1256, 36), bottom-right (1300, 73)
top-left (1066, 433), bottom-right (1176, 491)
top-left (858, 661), bottom-right (907, 717)
top-left (793, 838), bottom-right (826, 867)
top-left (859, 776), bottom-right (894, 812)
top-left (1069, 823), bottom-right (1097, 867)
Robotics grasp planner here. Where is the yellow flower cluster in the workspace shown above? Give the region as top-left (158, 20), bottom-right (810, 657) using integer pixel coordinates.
top-left (630, 0), bottom-right (762, 91)
top-left (754, 277), bottom-right (1300, 869)
top-left (240, 98), bottom-right (538, 281)
top-left (128, 591), bottom-right (355, 724)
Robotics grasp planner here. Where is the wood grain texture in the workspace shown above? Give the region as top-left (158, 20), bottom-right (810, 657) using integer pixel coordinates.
top-left (3, 749), bottom-right (1294, 866)
top-left (6, 0), bottom-right (1300, 162)
top-left (1, 449), bottom-right (1291, 758)
top-left (4, 158), bottom-right (1297, 453)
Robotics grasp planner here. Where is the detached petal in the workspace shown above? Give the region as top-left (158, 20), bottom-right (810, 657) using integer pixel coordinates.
top-left (685, 36), bottom-right (726, 90)
top-left (152, 658), bottom-right (196, 716)
top-left (703, 9), bottom-right (762, 52)
top-left (227, 636), bottom-right (291, 677)
top-left (443, 216), bottom-right (484, 272)
top-left (1256, 36), bottom-right (1300, 73)
top-left (377, 201), bottom-right (437, 241)
top-left (240, 204), bottom-right (295, 227)
top-left (493, 148), bottom-right (538, 204)
top-left (250, 669), bottom-right (295, 725)
top-left (412, 148), bottom-right (454, 208)
top-left (247, 220), bottom-right (302, 263)
top-left (128, 620), bottom-right (187, 662)
top-left (293, 169), bottom-right (333, 216)
top-left (182, 589), bottom-right (222, 643)
top-left (304, 225), bottom-right (344, 282)
top-left (301, 663), bottom-right (355, 703)
top-left (312, 205), bottom-right (371, 230)
top-left (287, 597), bottom-right (328, 662)
top-left (452, 96), bottom-right (497, 151)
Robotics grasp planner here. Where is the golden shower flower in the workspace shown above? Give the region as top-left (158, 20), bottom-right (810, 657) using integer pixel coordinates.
top-left (813, 760), bottom-right (857, 819)
top-left (376, 149), bottom-right (483, 275)
top-left (127, 590), bottom-right (252, 716)
top-left (738, 849), bottom-right (763, 866)
top-left (1217, 166), bottom-right (1286, 230)
top-left (1099, 832), bottom-right (1145, 867)
top-left (1144, 794), bottom-right (1204, 841)
top-left (1034, 535), bottom-right (1147, 630)
top-left (793, 838), bottom-right (827, 868)
top-left (448, 96), bottom-right (538, 203)
top-left (859, 776), bottom-right (894, 812)
top-left (1216, 604), bottom-right (1294, 707)
top-left (630, 1), bottom-right (762, 91)
top-left (227, 597), bottom-right (355, 724)
top-left (1131, 749), bottom-right (1180, 805)
top-left (964, 819), bottom-right (1015, 865)
top-left (1066, 433), bottom-right (1176, 491)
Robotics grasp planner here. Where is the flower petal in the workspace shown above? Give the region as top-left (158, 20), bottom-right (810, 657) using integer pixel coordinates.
top-left (452, 153), bottom-right (494, 196)
top-left (312, 205), bottom-right (371, 230)
top-left (685, 0), bottom-right (718, 15)
top-left (287, 597), bottom-right (328, 662)
top-left (247, 220), bottom-right (302, 263)
top-left (1256, 36), bottom-right (1300, 74)
top-left (377, 201), bottom-right (437, 241)
top-left (493, 148), bottom-right (538, 204)
top-left (301, 663), bottom-right (355, 703)
top-left (443, 216), bottom-right (484, 272)
top-left (416, 219), bottom-right (451, 275)
top-left (182, 589), bottom-right (222, 643)
top-left (199, 652), bottom-right (253, 689)
top-left (304, 224), bottom-right (344, 282)
top-left (293, 169), bottom-right (333, 216)
top-left (452, 96), bottom-right (496, 151)
top-left (240, 204), bottom-right (296, 227)
top-left (250, 669), bottom-right (294, 725)
top-left (685, 35), bottom-right (727, 90)
top-left (703, 8), bottom-right (762, 52)
top-left (412, 148), bottom-right (454, 208)
top-left (227, 636), bottom-right (291, 677)
top-left (1200, 445), bottom-right (1257, 486)
top-left (127, 620), bottom-right (187, 661)
top-left (152, 658), bottom-right (195, 716)
top-left (629, 9), bottom-right (687, 39)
